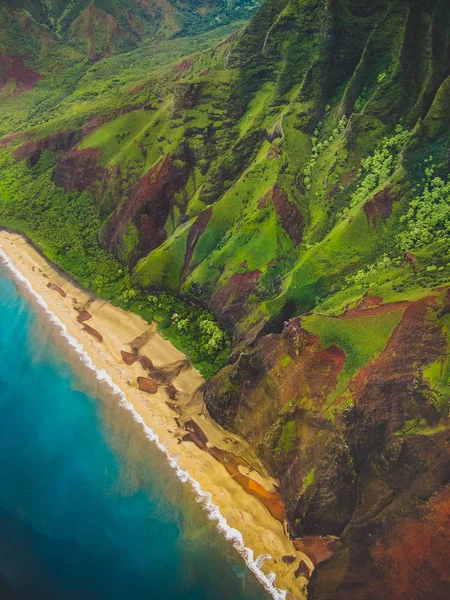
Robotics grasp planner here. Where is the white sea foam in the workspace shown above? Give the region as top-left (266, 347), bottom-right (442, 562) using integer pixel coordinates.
top-left (0, 245), bottom-right (288, 600)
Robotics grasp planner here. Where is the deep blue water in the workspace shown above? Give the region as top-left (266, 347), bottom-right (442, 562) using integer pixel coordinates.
top-left (0, 268), bottom-right (268, 600)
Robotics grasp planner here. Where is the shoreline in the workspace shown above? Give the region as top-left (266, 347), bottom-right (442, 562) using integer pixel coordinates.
top-left (0, 230), bottom-right (311, 600)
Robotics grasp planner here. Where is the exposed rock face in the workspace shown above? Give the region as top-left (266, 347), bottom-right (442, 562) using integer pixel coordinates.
top-left (210, 269), bottom-right (262, 332)
top-left (310, 439), bottom-right (450, 600)
top-left (100, 154), bottom-right (188, 264)
top-left (52, 148), bottom-right (104, 192)
top-left (0, 55), bottom-right (44, 94)
top-left (14, 130), bottom-right (82, 166)
top-left (181, 206), bottom-right (212, 282)
top-left (137, 376), bottom-right (158, 394)
top-left (174, 81), bottom-right (206, 111)
top-left (205, 288), bottom-right (450, 597)
top-left (272, 185), bottom-right (304, 245)
top-left (363, 187), bottom-right (394, 228)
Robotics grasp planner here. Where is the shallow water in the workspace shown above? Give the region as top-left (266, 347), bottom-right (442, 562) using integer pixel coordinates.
top-left (0, 268), bottom-right (269, 600)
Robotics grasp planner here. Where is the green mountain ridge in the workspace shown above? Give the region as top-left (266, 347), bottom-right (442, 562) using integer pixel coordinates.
top-left (1, 0), bottom-right (450, 597)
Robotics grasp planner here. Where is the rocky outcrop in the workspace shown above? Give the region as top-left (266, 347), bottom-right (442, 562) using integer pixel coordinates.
top-left (363, 187), bottom-right (394, 228)
top-left (272, 185), bottom-right (304, 245)
top-left (210, 269), bottom-right (262, 332)
top-left (52, 148), bottom-right (104, 192)
top-left (14, 130), bottom-right (82, 167)
top-left (173, 81), bottom-right (206, 111)
top-left (205, 288), bottom-right (450, 597)
top-left (0, 56), bottom-right (44, 94)
top-left (100, 154), bottom-right (188, 264)
top-left (181, 207), bottom-right (212, 282)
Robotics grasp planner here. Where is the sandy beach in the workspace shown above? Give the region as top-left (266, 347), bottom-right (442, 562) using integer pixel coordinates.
top-left (0, 230), bottom-right (312, 600)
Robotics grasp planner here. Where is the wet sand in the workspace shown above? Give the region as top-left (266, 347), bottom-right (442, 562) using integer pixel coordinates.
top-left (0, 230), bottom-right (313, 600)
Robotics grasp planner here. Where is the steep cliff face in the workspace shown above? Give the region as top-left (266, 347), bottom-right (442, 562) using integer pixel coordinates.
top-left (1, 1), bottom-right (450, 597)
top-left (205, 288), bottom-right (450, 596)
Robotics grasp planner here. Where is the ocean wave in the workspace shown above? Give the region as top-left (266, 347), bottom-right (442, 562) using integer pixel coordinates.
top-left (0, 246), bottom-right (288, 600)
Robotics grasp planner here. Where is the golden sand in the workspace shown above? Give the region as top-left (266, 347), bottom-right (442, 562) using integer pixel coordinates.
top-left (0, 230), bottom-right (312, 599)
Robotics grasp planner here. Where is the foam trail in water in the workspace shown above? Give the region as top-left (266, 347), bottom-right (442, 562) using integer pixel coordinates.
top-left (0, 246), bottom-right (288, 600)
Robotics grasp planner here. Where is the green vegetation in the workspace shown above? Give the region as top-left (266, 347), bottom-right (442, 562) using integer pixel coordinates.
top-left (4, 5), bottom-right (450, 588)
top-left (1, 0), bottom-right (450, 383)
top-left (344, 124), bottom-right (409, 212)
top-left (399, 169), bottom-right (450, 254)
top-left (302, 309), bottom-right (405, 398)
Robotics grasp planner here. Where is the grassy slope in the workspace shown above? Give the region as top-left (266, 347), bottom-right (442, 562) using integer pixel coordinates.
top-left (1, 0), bottom-right (450, 383)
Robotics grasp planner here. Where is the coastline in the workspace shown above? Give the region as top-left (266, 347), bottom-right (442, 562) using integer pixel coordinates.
top-left (0, 230), bottom-right (312, 600)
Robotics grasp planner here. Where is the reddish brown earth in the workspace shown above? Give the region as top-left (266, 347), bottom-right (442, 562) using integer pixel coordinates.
top-left (257, 188), bottom-right (272, 209)
top-left (209, 446), bottom-right (286, 523)
top-left (82, 323), bottom-right (103, 342)
top-left (353, 293), bottom-right (383, 309)
top-left (312, 432), bottom-right (450, 600)
top-left (14, 130), bottom-right (81, 163)
top-left (294, 536), bottom-right (337, 567)
top-left (365, 485), bottom-right (450, 600)
top-left (206, 287), bottom-right (450, 598)
top-left (138, 355), bottom-right (154, 371)
top-left (46, 282), bottom-right (67, 297)
top-left (100, 153), bottom-right (188, 263)
top-left (403, 251), bottom-right (419, 272)
top-left (0, 56), bottom-right (44, 94)
top-left (173, 58), bottom-right (194, 73)
top-left (363, 187), bottom-right (394, 228)
top-left (121, 350), bottom-right (139, 365)
top-left (182, 418), bottom-right (209, 449)
top-left (53, 147), bottom-right (104, 192)
top-left (341, 298), bottom-right (409, 319)
top-left (180, 417), bottom-right (286, 522)
top-left (272, 185), bottom-right (304, 245)
top-left (137, 376), bottom-right (158, 394)
top-left (181, 206), bottom-right (212, 281)
top-left (0, 132), bottom-right (33, 149)
top-left (342, 295), bottom-right (446, 461)
top-left (76, 310), bottom-right (92, 324)
top-left (210, 269), bottom-right (261, 330)
top-left (165, 384), bottom-right (178, 400)
top-left (217, 29), bottom-right (240, 48)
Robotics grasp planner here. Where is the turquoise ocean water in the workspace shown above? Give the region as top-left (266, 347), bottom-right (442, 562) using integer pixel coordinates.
top-left (0, 265), bottom-right (271, 600)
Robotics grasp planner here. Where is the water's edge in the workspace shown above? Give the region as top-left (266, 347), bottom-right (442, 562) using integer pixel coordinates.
top-left (0, 245), bottom-right (287, 600)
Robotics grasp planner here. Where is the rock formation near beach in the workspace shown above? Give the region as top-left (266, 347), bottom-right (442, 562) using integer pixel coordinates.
top-left (1, 0), bottom-right (450, 597)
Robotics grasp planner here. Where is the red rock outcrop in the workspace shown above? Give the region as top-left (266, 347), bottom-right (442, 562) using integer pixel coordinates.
top-left (205, 287), bottom-right (450, 595)
top-left (181, 206), bottom-right (212, 282)
top-left (0, 56), bottom-right (44, 94)
top-left (14, 130), bottom-right (81, 166)
top-left (173, 58), bottom-right (194, 74)
top-left (363, 187), bottom-right (394, 228)
top-left (52, 148), bottom-right (104, 192)
top-left (257, 185), bottom-right (305, 243)
top-left (272, 185), bottom-right (304, 245)
top-left (210, 269), bottom-right (262, 331)
top-left (137, 377), bottom-right (158, 394)
top-left (100, 153), bottom-right (188, 264)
